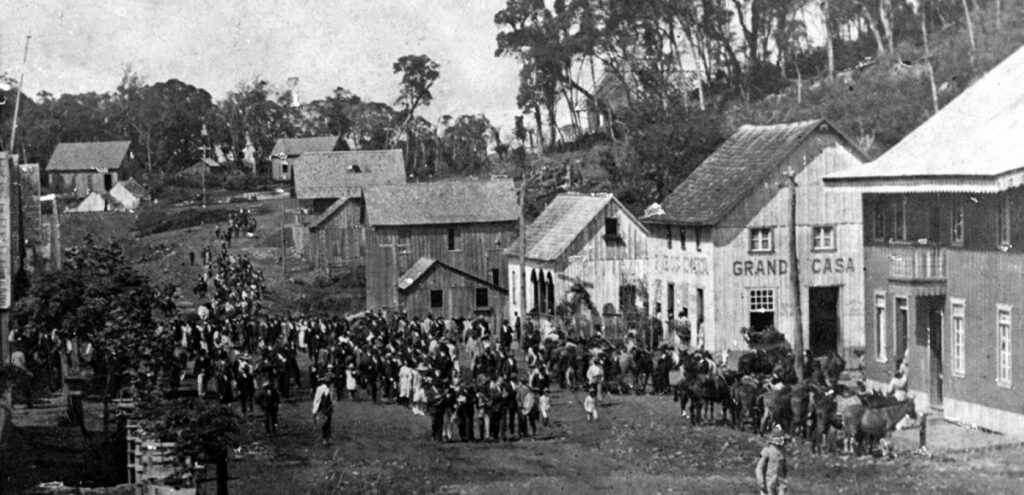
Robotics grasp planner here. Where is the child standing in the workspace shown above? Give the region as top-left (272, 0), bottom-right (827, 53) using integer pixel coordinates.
top-left (756, 427), bottom-right (789, 495)
top-left (345, 363), bottom-right (358, 401)
top-left (584, 387), bottom-right (598, 421)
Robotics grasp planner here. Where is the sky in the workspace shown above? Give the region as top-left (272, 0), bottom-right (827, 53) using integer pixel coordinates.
top-left (1, 0), bottom-right (524, 127)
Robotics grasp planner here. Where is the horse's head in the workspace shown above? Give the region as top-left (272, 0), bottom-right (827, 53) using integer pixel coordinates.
top-left (904, 397), bottom-right (919, 420)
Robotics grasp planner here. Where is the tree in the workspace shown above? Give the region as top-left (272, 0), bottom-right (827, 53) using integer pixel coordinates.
top-left (215, 79), bottom-right (297, 173)
top-left (14, 237), bottom-right (162, 430)
top-left (392, 54), bottom-right (441, 170)
top-left (440, 114), bottom-right (493, 174)
top-left (138, 396), bottom-right (240, 495)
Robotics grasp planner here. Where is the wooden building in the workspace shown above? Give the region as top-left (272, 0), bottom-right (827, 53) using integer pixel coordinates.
top-left (299, 150), bottom-right (407, 273)
top-left (46, 141), bottom-right (131, 198)
top-left (506, 193), bottom-right (649, 333)
top-left (364, 179), bottom-right (518, 326)
top-left (825, 46), bottom-right (1024, 435)
top-left (270, 136), bottom-right (341, 182)
top-left (645, 120), bottom-right (867, 359)
top-left (293, 150), bottom-right (406, 213)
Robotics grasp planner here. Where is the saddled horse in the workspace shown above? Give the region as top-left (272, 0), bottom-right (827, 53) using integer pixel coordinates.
top-left (841, 399), bottom-right (917, 456)
top-left (810, 388), bottom-right (843, 455)
top-left (759, 386), bottom-right (793, 434)
top-left (616, 347), bottom-right (653, 394)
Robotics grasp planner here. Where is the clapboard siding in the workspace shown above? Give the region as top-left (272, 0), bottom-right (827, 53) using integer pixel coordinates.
top-left (399, 264), bottom-right (507, 329)
top-left (367, 222), bottom-right (517, 312)
top-left (509, 197), bottom-right (648, 325)
top-left (308, 199), bottom-right (366, 273)
top-left (709, 138), bottom-right (865, 356)
top-left (646, 226), bottom-right (715, 342)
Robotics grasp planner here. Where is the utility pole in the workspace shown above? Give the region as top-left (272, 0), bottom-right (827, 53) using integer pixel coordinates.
top-left (783, 167), bottom-right (805, 381)
top-left (519, 168), bottom-right (528, 330)
top-left (199, 145), bottom-right (210, 208)
top-left (279, 153), bottom-right (288, 280)
top-left (7, 35), bottom-right (31, 154)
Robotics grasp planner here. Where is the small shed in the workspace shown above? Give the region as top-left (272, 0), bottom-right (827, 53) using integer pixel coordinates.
top-left (47, 141), bottom-right (131, 198)
top-left (109, 178), bottom-right (150, 210)
top-left (397, 257), bottom-right (508, 323)
top-left (270, 136), bottom-right (341, 181)
top-left (178, 157), bottom-right (222, 177)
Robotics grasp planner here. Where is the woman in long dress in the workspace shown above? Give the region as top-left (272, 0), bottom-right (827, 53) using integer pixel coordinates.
top-left (412, 363), bottom-right (428, 416)
top-left (398, 360), bottom-right (413, 407)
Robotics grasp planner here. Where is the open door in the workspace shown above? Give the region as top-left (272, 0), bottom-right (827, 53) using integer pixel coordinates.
top-left (809, 286), bottom-right (840, 357)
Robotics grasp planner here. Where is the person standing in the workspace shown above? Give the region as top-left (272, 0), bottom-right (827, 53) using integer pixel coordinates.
top-left (586, 357), bottom-right (605, 401)
top-left (260, 383), bottom-right (280, 436)
top-left (756, 427), bottom-right (790, 495)
top-left (398, 360), bottom-right (413, 407)
top-left (312, 377), bottom-right (334, 445)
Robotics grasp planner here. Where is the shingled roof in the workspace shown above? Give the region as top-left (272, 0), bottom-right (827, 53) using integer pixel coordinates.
top-left (47, 141), bottom-right (131, 172)
top-left (114, 178), bottom-right (150, 199)
top-left (270, 136), bottom-right (340, 158)
top-left (826, 45), bottom-right (1024, 193)
top-left (308, 197), bottom-right (359, 230)
top-left (365, 179), bottom-right (518, 227)
top-left (397, 257), bottom-right (507, 293)
top-left (506, 193), bottom-right (639, 262)
top-left (293, 150), bottom-right (406, 200)
top-left (652, 119), bottom-right (862, 226)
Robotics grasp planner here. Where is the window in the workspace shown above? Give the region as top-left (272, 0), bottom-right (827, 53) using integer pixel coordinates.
top-left (679, 228), bottom-right (687, 250)
top-left (490, 269), bottom-right (500, 286)
top-left (447, 228), bottom-right (459, 251)
top-left (475, 288), bottom-right (489, 308)
top-left (895, 296), bottom-right (909, 360)
top-left (667, 283), bottom-right (675, 319)
top-left (695, 228), bottom-right (702, 252)
top-left (605, 217), bottom-right (620, 239)
top-left (951, 205), bottom-right (965, 246)
top-left (875, 293), bottom-right (888, 362)
top-left (749, 289), bottom-right (775, 331)
top-left (998, 196), bottom-right (1011, 247)
top-left (749, 228), bottom-right (773, 253)
top-left (430, 290), bottom-right (444, 308)
top-left (281, 163), bottom-right (289, 176)
top-left (873, 204), bottom-right (887, 242)
top-left (398, 229), bottom-right (411, 253)
top-left (951, 299), bottom-right (965, 377)
top-left (812, 226), bottom-right (835, 251)
top-left (998, 305), bottom-right (1012, 387)
top-left (666, 225), bottom-right (673, 249)
top-left (892, 197), bottom-right (907, 242)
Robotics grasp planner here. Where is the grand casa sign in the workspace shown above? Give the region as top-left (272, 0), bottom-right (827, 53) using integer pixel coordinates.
top-left (732, 256), bottom-right (855, 276)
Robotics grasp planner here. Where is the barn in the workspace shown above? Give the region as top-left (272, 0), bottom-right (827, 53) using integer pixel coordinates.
top-left (506, 193), bottom-right (648, 338)
top-left (645, 120), bottom-right (867, 359)
top-left (46, 141), bottom-right (131, 198)
top-left (298, 150), bottom-right (407, 274)
top-left (269, 136), bottom-right (342, 182)
top-left (364, 179), bottom-right (518, 327)
top-left (825, 46), bottom-right (1024, 435)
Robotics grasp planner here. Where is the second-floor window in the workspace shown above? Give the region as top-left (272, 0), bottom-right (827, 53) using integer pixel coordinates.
top-left (951, 205), bottom-right (965, 246)
top-left (679, 227), bottom-right (687, 250)
top-left (998, 196), bottom-right (1011, 247)
top-left (447, 228), bottom-right (459, 251)
top-left (666, 225), bottom-right (672, 249)
top-left (749, 228), bottom-right (773, 253)
top-left (812, 226), bottom-right (835, 251)
top-left (892, 197), bottom-right (907, 242)
top-left (605, 217), bottom-right (620, 239)
top-left (873, 204), bottom-right (887, 242)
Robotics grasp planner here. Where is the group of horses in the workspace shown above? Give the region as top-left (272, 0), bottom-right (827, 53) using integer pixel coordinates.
top-left (542, 338), bottom-right (917, 457)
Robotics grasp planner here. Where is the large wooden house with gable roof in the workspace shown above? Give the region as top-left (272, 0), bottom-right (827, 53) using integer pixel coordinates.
top-left (364, 179), bottom-right (518, 327)
top-left (506, 193), bottom-right (649, 335)
top-left (645, 120), bottom-right (867, 358)
top-left (825, 46), bottom-right (1024, 434)
top-left (46, 141), bottom-right (132, 198)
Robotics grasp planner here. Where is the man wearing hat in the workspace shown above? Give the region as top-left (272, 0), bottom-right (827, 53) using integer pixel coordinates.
top-left (261, 383), bottom-right (280, 436)
top-left (756, 426), bottom-right (790, 495)
top-left (312, 375), bottom-right (334, 445)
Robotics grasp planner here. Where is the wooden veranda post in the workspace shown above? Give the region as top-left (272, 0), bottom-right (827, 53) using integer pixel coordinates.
top-left (519, 169), bottom-right (527, 333)
top-left (784, 168), bottom-right (805, 380)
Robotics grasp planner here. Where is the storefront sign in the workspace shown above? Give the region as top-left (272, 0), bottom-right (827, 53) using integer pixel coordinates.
top-left (653, 254), bottom-right (710, 276)
top-left (732, 256), bottom-right (855, 277)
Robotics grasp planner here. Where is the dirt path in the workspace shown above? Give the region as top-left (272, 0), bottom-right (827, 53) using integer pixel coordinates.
top-left (228, 387), bottom-right (1024, 494)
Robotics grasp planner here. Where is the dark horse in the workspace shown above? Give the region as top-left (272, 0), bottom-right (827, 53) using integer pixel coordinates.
top-left (841, 399), bottom-right (917, 456)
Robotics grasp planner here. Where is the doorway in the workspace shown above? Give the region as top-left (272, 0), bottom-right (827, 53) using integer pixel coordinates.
top-left (809, 286), bottom-right (840, 357)
top-left (925, 297), bottom-right (944, 409)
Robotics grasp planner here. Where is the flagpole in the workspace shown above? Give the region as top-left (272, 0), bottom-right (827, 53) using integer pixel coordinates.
top-left (7, 35), bottom-right (31, 154)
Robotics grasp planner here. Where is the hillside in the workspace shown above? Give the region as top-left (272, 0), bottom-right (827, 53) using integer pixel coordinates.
top-left (508, 10), bottom-right (1024, 218)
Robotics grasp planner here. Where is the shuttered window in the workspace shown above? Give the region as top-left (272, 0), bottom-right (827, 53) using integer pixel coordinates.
top-left (951, 299), bottom-right (965, 377)
top-left (997, 305), bottom-right (1012, 388)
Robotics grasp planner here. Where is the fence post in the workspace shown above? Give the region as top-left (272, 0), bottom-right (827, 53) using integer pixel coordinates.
top-left (919, 412), bottom-right (928, 450)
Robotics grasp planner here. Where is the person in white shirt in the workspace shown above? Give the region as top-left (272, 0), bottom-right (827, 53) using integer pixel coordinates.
top-left (312, 377), bottom-right (334, 445)
top-left (586, 357), bottom-right (605, 401)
